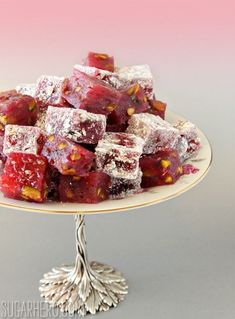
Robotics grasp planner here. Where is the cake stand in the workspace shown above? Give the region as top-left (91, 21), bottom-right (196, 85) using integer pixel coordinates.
top-left (0, 111), bottom-right (212, 316)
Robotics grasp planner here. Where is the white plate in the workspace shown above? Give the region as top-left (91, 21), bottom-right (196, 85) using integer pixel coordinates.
top-left (0, 111), bottom-right (212, 215)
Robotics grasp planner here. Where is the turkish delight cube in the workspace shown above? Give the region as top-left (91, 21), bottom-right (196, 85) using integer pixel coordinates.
top-left (140, 149), bottom-right (183, 188)
top-left (146, 99), bottom-right (166, 119)
top-left (174, 120), bottom-right (201, 161)
top-left (109, 169), bottom-right (142, 199)
top-left (45, 106), bottom-right (106, 144)
top-left (3, 125), bottom-right (44, 155)
top-left (95, 132), bottom-right (144, 179)
top-left (16, 83), bottom-right (36, 97)
top-left (46, 165), bottom-right (60, 201)
top-left (59, 172), bottom-right (111, 203)
top-left (126, 113), bottom-right (180, 154)
top-left (0, 153), bottom-right (48, 202)
top-left (0, 90), bottom-right (38, 132)
top-left (85, 52), bottom-right (115, 72)
top-left (41, 134), bottom-right (95, 176)
top-left (35, 75), bottom-right (69, 107)
top-left (116, 65), bottom-right (154, 99)
top-left (62, 72), bottom-right (122, 114)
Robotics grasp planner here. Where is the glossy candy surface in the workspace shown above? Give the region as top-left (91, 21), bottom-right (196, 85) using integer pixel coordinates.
top-left (85, 52), bottom-right (115, 72)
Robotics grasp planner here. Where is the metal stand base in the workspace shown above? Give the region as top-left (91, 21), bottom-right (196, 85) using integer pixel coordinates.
top-left (39, 215), bottom-right (128, 316)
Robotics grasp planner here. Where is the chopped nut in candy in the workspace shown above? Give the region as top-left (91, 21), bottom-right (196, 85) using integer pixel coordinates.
top-left (45, 106), bottom-right (106, 144)
top-left (126, 113), bottom-right (180, 154)
top-left (85, 52), bottom-right (115, 72)
top-left (140, 149), bottom-right (183, 188)
top-left (0, 153), bottom-right (48, 202)
top-left (95, 132), bottom-right (144, 179)
top-left (58, 172), bottom-right (111, 203)
top-left (146, 99), bottom-right (166, 119)
top-left (3, 125), bottom-right (44, 155)
top-left (0, 90), bottom-right (38, 132)
top-left (41, 134), bottom-right (95, 176)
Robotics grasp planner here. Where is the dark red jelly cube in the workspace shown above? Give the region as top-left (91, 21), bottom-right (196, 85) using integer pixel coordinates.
top-left (146, 99), bottom-right (166, 119)
top-left (59, 172), bottom-right (111, 203)
top-left (46, 165), bottom-right (60, 201)
top-left (0, 153), bottom-right (48, 202)
top-left (62, 72), bottom-right (121, 114)
top-left (85, 52), bottom-right (114, 72)
top-left (140, 149), bottom-right (183, 188)
top-left (0, 90), bottom-right (38, 132)
top-left (41, 134), bottom-right (95, 176)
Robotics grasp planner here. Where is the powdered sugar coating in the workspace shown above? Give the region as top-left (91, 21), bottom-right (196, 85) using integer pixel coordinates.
top-left (95, 132), bottom-right (144, 179)
top-left (45, 106), bottom-right (106, 144)
top-left (35, 108), bottom-right (48, 131)
top-left (126, 113), bottom-right (180, 154)
top-left (16, 83), bottom-right (36, 97)
top-left (109, 169), bottom-right (142, 199)
top-left (3, 125), bottom-right (44, 155)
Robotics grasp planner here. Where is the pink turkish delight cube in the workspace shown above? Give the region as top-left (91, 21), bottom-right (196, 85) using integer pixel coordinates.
top-left (85, 52), bottom-right (115, 72)
top-left (109, 169), bottom-right (142, 199)
top-left (3, 125), bottom-right (45, 155)
top-left (35, 75), bottom-right (69, 107)
top-left (95, 132), bottom-right (144, 179)
top-left (126, 113), bottom-right (180, 154)
top-left (16, 83), bottom-right (36, 97)
top-left (62, 72), bottom-right (122, 114)
top-left (45, 106), bottom-right (106, 144)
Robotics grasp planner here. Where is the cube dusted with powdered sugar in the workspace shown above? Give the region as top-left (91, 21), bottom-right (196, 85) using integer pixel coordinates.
top-left (95, 132), bottom-right (144, 179)
top-left (45, 106), bottom-right (106, 144)
top-left (3, 125), bottom-right (45, 155)
top-left (16, 83), bottom-right (36, 97)
top-left (109, 169), bottom-right (142, 199)
top-left (126, 113), bottom-right (180, 154)
top-left (35, 75), bottom-right (69, 107)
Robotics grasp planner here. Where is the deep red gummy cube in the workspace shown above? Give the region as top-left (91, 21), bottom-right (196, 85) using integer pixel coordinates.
top-left (85, 52), bottom-right (114, 72)
top-left (62, 72), bottom-right (121, 114)
top-left (41, 134), bottom-right (95, 176)
top-left (0, 153), bottom-right (48, 202)
top-left (59, 172), bottom-right (111, 203)
top-left (140, 149), bottom-right (183, 188)
top-left (0, 90), bottom-right (38, 133)
top-left (146, 99), bottom-right (166, 119)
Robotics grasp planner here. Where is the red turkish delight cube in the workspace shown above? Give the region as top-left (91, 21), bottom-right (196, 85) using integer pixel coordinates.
top-left (35, 75), bottom-right (69, 108)
top-left (42, 134), bottom-right (95, 176)
top-left (3, 125), bottom-right (45, 155)
top-left (45, 106), bottom-right (106, 144)
top-left (62, 72), bottom-right (122, 114)
top-left (95, 132), bottom-right (144, 179)
top-left (0, 90), bottom-right (38, 132)
top-left (0, 153), bottom-right (48, 202)
top-left (59, 172), bottom-right (111, 203)
top-left (85, 52), bottom-right (114, 72)
top-left (140, 149), bottom-right (183, 188)
top-left (146, 99), bottom-right (166, 119)
top-left (109, 169), bottom-right (142, 199)
top-left (127, 113), bottom-right (180, 154)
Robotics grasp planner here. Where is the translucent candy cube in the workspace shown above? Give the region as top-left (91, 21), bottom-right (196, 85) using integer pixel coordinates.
top-left (95, 132), bottom-right (144, 179)
top-left (85, 52), bottom-right (115, 72)
top-left (126, 113), bottom-right (180, 154)
top-left (3, 125), bottom-right (44, 155)
top-left (109, 169), bottom-right (142, 199)
top-left (45, 106), bottom-right (106, 144)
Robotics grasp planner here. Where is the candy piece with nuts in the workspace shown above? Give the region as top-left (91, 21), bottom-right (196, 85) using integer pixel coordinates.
top-left (85, 52), bottom-right (115, 72)
top-left (0, 90), bottom-right (38, 133)
top-left (109, 169), bottom-right (142, 199)
top-left (146, 99), bottom-right (166, 119)
top-left (45, 106), bottom-right (106, 144)
top-left (35, 75), bottom-right (69, 108)
top-left (126, 113), bottom-right (180, 154)
top-left (62, 72), bottom-right (122, 113)
top-left (41, 134), bottom-right (95, 176)
top-left (95, 132), bottom-right (144, 179)
top-left (0, 153), bottom-right (48, 202)
top-left (58, 172), bottom-right (111, 203)
top-left (140, 148), bottom-right (183, 188)
top-left (3, 125), bottom-right (45, 155)
top-left (174, 120), bottom-right (201, 161)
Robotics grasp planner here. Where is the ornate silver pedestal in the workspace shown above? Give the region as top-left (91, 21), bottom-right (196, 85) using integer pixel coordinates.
top-left (39, 215), bottom-right (128, 316)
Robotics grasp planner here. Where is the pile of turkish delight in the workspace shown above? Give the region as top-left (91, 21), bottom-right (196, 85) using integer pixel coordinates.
top-left (0, 52), bottom-right (200, 203)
